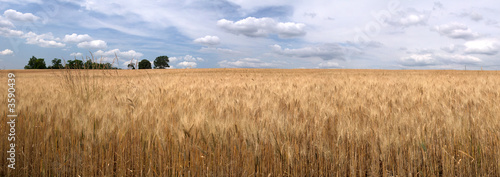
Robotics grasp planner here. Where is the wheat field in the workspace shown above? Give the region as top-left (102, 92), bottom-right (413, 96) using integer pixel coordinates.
top-left (1, 69), bottom-right (499, 176)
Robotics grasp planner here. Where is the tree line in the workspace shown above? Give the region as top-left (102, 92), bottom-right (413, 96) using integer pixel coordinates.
top-left (24, 55), bottom-right (170, 69)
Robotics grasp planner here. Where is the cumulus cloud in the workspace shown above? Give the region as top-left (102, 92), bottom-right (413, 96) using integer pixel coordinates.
top-left (3, 9), bottom-right (39, 22)
top-left (0, 27), bottom-right (23, 37)
top-left (318, 61), bottom-right (341, 68)
top-left (464, 39), bottom-right (500, 55)
top-left (271, 44), bottom-right (346, 60)
top-left (400, 54), bottom-right (437, 66)
top-left (168, 57), bottom-right (178, 63)
top-left (77, 40), bottom-right (107, 49)
top-left (217, 17), bottom-right (306, 38)
top-left (70, 52), bottom-right (83, 57)
top-left (63, 33), bottom-right (93, 43)
top-left (170, 55), bottom-right (204, 63)
top-left (194, 35), bottom-right (220, 45)
top-left (218, 58), bottom-right (278, 68)
top-left (169, 55), bottom-right (204, 68)
top-left (386, 8), bottom-right (429, 27)
top-left (432, 23), bottom-right (479, 40)
top-left (24, 32), bottom-right (65, 48)
top-left (183, 55), bottom-right (204, 62)
top-left (94, 49), bottom-right (143, 60)
top-left (275, 22), bottom-right (307, 38)
top-left (0, 17), bottom-right (14, 28)
top-left (122, 60), bottom-right (139, 68)
top-left (435, 54), bottom-right (481, 64)
top-left (177, 61), bottom-right (197, 68)
top-left (400, 53), bottom-right (481, 66)
top-left (0, 49), bottom-right (13, 55)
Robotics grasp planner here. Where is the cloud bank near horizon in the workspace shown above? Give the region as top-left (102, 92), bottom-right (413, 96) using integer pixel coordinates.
top-left (0, 0), bottom-right (499, 69)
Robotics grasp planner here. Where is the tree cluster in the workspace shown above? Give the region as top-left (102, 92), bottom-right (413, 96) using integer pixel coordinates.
top-left (125, 56), bottom-right (169, 70)
top-left (24, 56), bottom-right (47, 69)
top-left (24, 56), bottom-right (117, 69)
top-left (25, 55), bottom-right (170, 69)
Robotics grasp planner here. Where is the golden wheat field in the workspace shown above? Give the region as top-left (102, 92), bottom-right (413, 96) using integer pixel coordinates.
top-left (1, 69), bottom-right (500, 176)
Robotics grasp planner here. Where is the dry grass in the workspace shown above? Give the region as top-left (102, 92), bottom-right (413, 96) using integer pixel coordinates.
top-left (1, 68), bottom-right (500, 176)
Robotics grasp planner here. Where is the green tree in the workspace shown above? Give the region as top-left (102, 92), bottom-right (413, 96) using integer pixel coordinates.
top-left (65, 59), bottom-right (115, 69)
top-left (103, 63), bottom-right (116, 69)
top-left (50, 58), bottom-right (63, 69)
top-left (36, 59), bottom-right (46, 69)
top-left (154, 56), bottom-right (169, 69)
top-left (24, 56), bottom-right (37, 69)
top-left (75, 60), bottom-right (83, 69)
top-left (24, 56), bottom-right (47, 69)
top-left (84, 60), bottom-right (96, 69)
top-left (84, 60), bottom-right (114, 69)
top-left (138, 59), bottom-right (152, 69)
top-left (67, 59), bottom-right (83, 69)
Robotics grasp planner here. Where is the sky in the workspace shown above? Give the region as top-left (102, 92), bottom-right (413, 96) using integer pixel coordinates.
top-left (0, 0), bottom-right (499, 69)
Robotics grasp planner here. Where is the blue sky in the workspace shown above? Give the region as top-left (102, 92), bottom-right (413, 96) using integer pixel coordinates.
top-left (0, 0), bottom-right (499, 69)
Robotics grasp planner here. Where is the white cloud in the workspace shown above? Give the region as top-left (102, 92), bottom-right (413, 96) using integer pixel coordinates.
top-left (0, 27), bottom-right (23, 37)
top-left (435, 54), bottom-right (481, 64)
top-left (399, 15), bottom-right (427, 26)
top-left (0, 0), bottom-right (42, 4)
top-left (70, 52), bottom-right (83, 57)
top-left (217, 17), bottom-right (306, 38)
top-left (271, 44), bottom-right (346, 60)
top-left (400, 53), bottom-right (481, 66)
top-left (170, 55), bottom-right (204, 68)
top-left (194, 35), bottom-right (220, 45)
top-left (170, 55), bottom-right (204, 63)
top-left (275, 22), bottom-right (307, 38)
top-left (433, 23), bottom-right (479, 40)
top-left (318, 61), bottom-right (341, 68)
top-left (400, 54), bottom-right (437, 66)
top-left (218, 58), bottom-right (278, 68)
top-left (169, 57), bottom-right (179, 63)
top-left (3, 9), bottom-right (39, 22)
top-left (122, 60), bottom-right (137, 68)
top-left (217, 17), bottom-right (273, 37)
top-left (0, 17), bottom-right (14, 28)
top-left (30, 39), bottom-right (65, 48)
top-left (386, 8), bottom-right (429, 27)
top-left (94, 49), bottom-right (143, 60)
top-left (0, 49), bottom-right (13, 55)
top-left (4, 0), bottom-right (500, 69)
top-left (77, 40), bottom-right (107, 49)
top-left (66, 0), bottom-right (227, 40)
top-left (177, 61), bottom-right (197, 68)
top-left (63, 33), bottom-right (93, 43)
top-left (23, 32), bottom-right (65, 48)
top-left (464, 39), bottom-right (500, 55)
top-left (183, 55), bottom-right (204, 62)
top-left (199, 47), bottom-right (240, 54)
